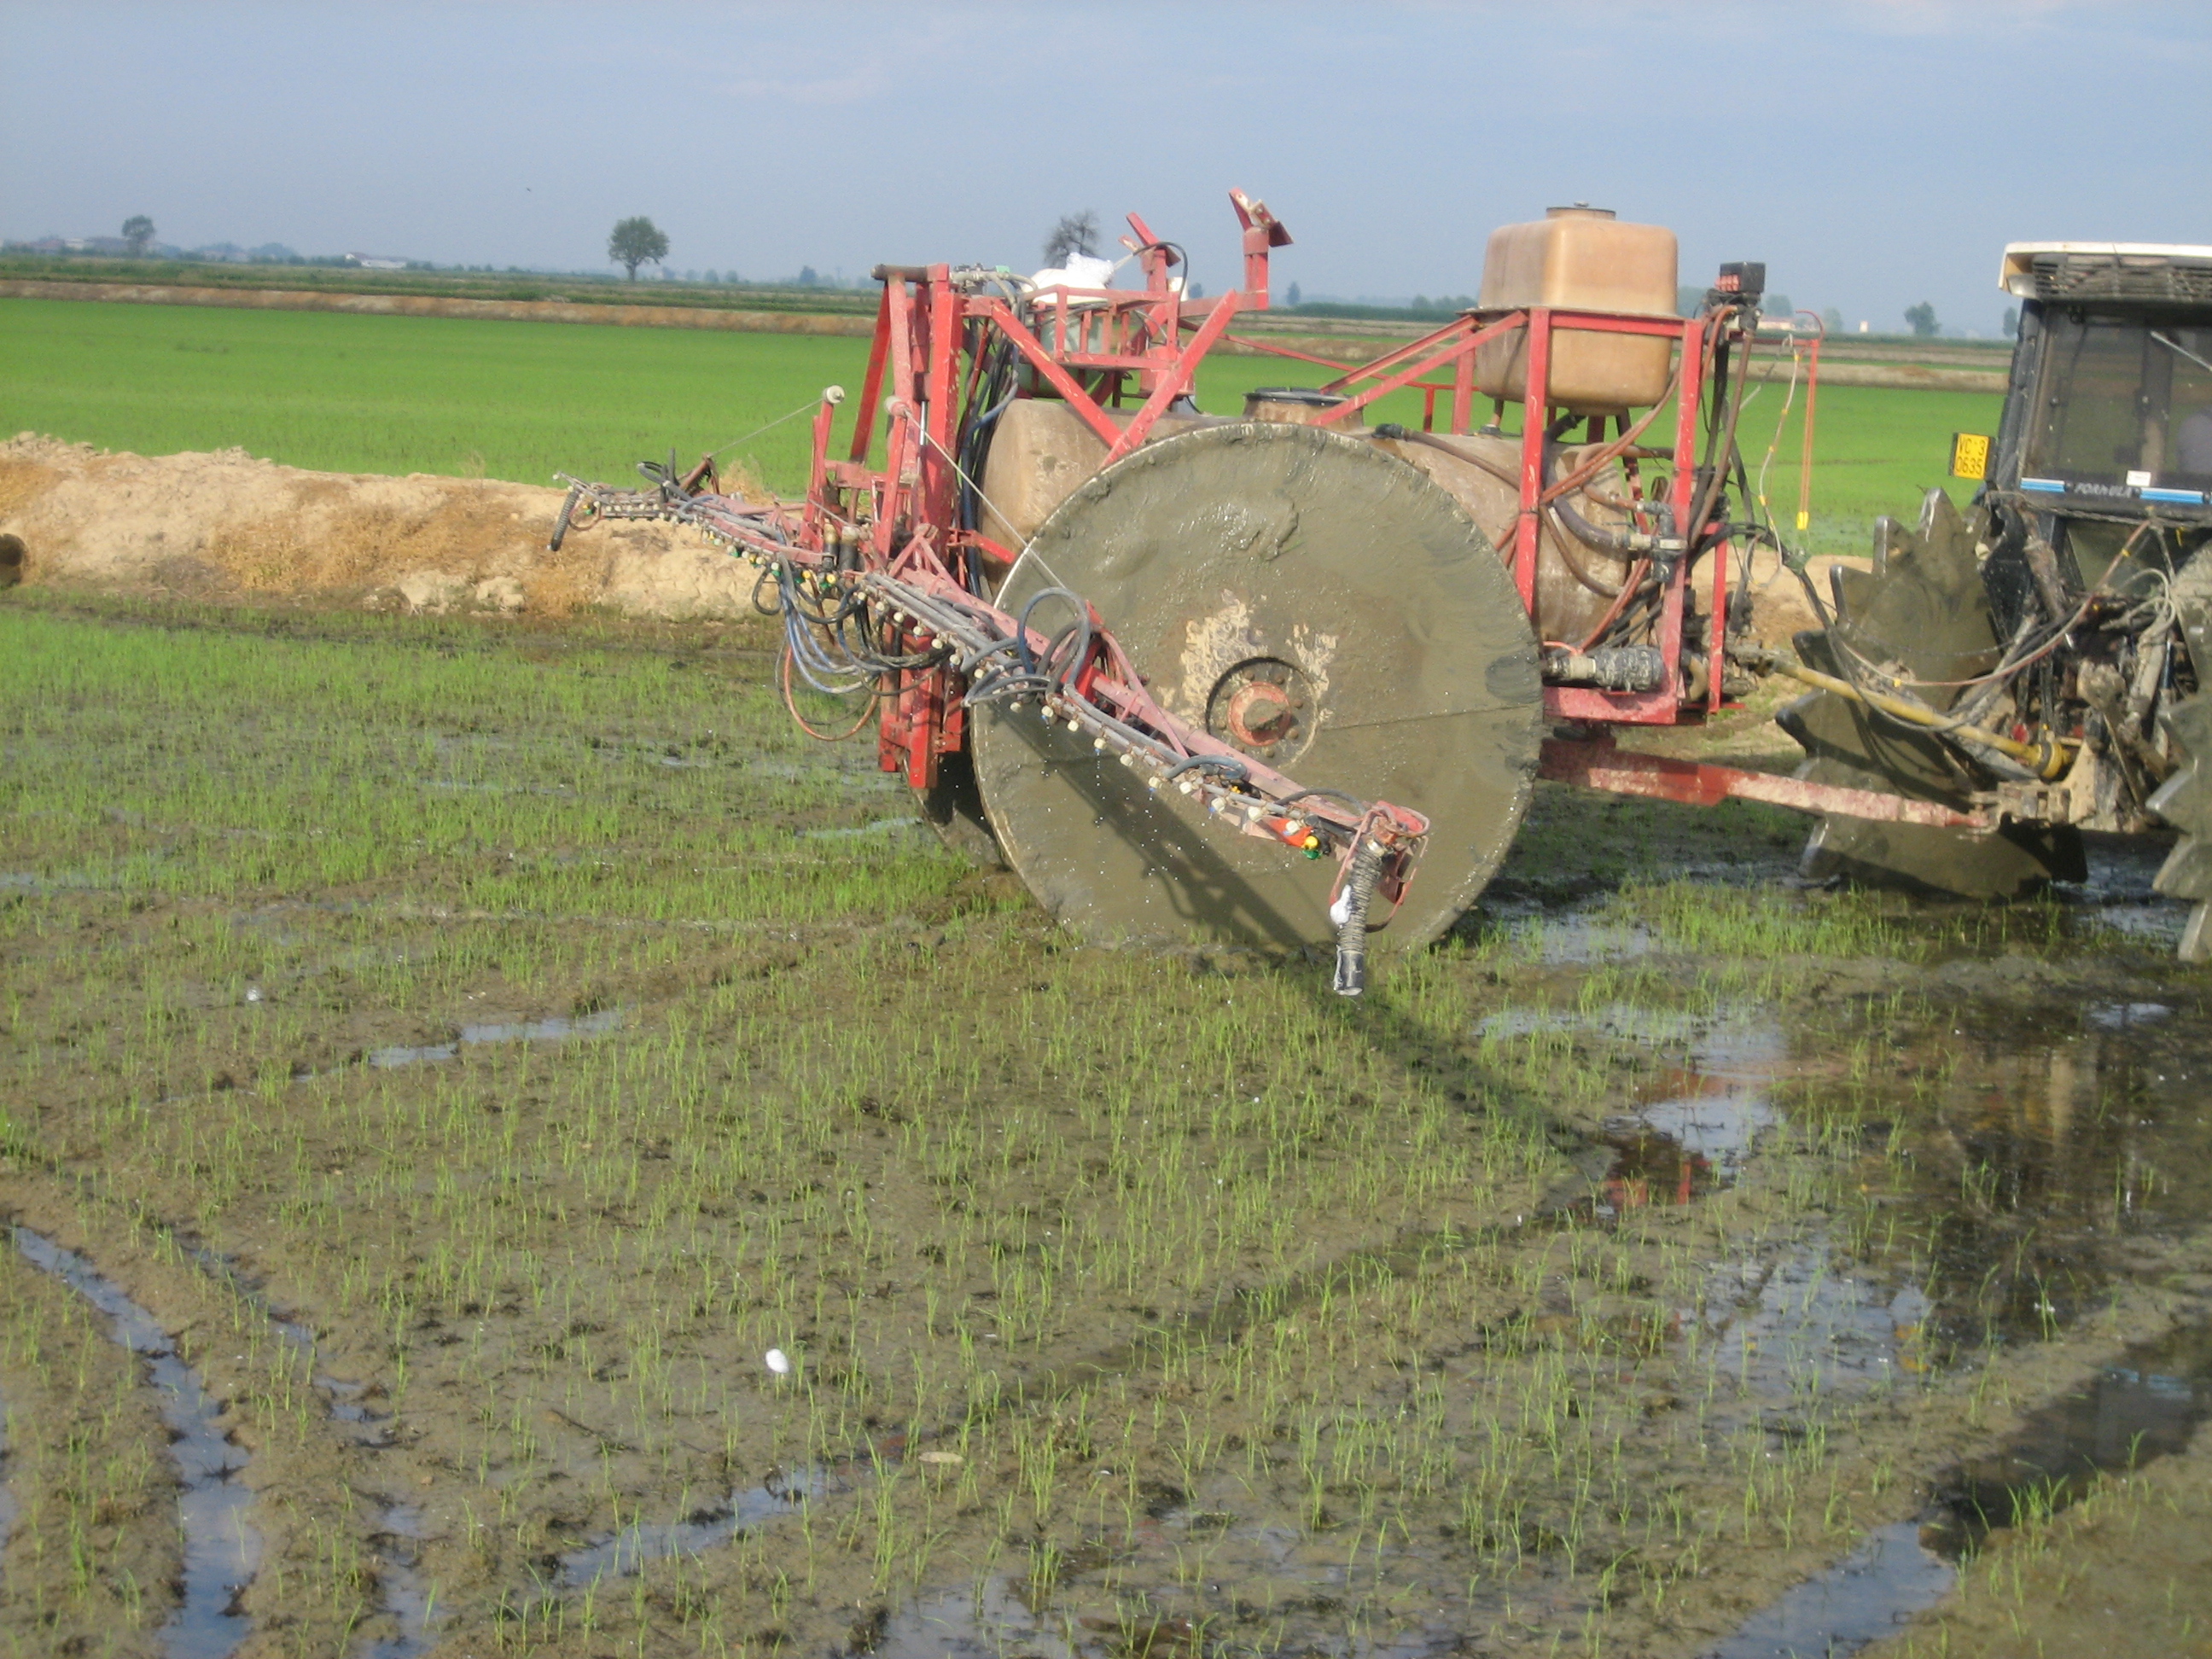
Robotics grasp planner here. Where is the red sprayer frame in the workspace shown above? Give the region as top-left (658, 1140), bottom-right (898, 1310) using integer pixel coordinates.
top-left (552, 191), bottom-right (1994, 992)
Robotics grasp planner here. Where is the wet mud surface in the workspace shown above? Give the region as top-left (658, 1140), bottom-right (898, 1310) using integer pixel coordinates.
top-left (0, 590), bottom-right (2209, 1656)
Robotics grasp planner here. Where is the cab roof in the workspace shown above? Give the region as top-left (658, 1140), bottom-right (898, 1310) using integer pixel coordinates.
top-left (2002, 242), bottom-right (2212, 302)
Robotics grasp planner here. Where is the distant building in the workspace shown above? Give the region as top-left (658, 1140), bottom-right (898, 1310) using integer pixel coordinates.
top-left (346, 253), bottom-right (410, 271)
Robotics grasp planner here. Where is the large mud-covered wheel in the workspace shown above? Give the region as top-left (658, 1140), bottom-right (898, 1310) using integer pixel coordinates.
top-left (2151, 554), bottom-right (2212, 960)
top-left (969, 422), bottom-right (1545, 954)
top-left (2150, 695), bottom-right (2212, 962)
top-left (1776, 488), bottom-right (2084, 899)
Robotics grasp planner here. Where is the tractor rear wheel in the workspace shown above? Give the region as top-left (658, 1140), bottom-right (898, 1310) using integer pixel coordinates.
top-left (2150, 695), bottom-right (2212, 961)
top-left (1776, 489), bottom-right (2084, 898)
top-left (2150, 552), bottom-right (2212, 959)
top-left (969, 422), bottom-right (1545, 954)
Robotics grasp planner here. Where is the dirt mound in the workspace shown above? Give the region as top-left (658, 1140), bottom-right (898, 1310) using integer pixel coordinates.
top-left (0, 434), bottom-right (765, 618)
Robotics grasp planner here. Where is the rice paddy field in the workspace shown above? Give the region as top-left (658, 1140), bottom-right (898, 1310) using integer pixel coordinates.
top-left (1, 296), bottom-right (2209, 1659)
top-left (0, 297), bottom-right (1988, 553)
top-left (0, 583), bottom-right (2207, 1659)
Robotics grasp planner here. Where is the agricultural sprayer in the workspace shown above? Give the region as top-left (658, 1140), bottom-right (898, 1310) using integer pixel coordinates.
top-left (551, 196), bottom-right (2212, 985)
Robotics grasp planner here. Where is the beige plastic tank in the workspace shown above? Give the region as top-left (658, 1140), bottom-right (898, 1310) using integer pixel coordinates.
top-left (976, 398), bottom-right (1219, 561)
top-left (1369, 429), bottom-right (1641, 645)
top-left (1475, 207), bottom-right (1679, 415)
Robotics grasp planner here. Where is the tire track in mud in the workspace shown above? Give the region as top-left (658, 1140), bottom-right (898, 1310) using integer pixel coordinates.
top-left (7, 1213), bottom-right (444, 1658)
top-left (178, 1241), bottom-right (440, 1659)
top-left (0, 1374), bottom-right (15, 1555)
top-left (10, 1225), bottom-right (259, 1659)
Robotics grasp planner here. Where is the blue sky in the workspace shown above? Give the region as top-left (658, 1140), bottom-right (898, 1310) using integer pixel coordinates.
top-left (3, 1), bottom-right (2205, 334)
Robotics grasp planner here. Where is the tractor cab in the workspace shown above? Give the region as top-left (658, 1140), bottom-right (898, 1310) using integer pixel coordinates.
top-left (1983, 243), bottom-right (2212, 549)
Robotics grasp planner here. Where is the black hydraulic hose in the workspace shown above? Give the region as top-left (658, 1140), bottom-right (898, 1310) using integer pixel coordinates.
top-left (1016, 587), bottom-right (1090, 677)
top-left (1375, 423), bottom-right (1522, 490)
top-left (1688, 318), bottom-right (1751, 561)
top-left (1162, 754), bottom-right (1249, 784)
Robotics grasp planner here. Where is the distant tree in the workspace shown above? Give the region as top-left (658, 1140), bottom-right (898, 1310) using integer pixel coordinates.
top-left (1904, 301), bottom-right (1940, 337)
top-left (797, 265), bottom-right (818, 287)
top-left (121, 214), bottom-right (154, 257)
top-left (1042, 210), bottom-right (1099, 266)
top-left (1822, 306), bottom-right (1843, 333)
top-left (1285, 281), bottom-right (1301, 306)
top-left (607, 216), bottom-right (669, 281)
top-left (2003, 304), bottom-right (2020, 335)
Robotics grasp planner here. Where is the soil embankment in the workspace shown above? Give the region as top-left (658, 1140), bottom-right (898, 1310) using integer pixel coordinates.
top-left (0, 434), bottom-right (769, 618)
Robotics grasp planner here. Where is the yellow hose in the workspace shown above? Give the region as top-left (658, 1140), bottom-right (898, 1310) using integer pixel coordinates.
top-left (1770, 659), bottom-right (2072, 780)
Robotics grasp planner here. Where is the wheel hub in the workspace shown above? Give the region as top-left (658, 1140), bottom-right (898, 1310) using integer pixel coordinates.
top-left (1207, 657), bottom-right (1316, 764)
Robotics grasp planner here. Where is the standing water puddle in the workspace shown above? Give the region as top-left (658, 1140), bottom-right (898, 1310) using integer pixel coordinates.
top-left (366, 1005), bottom-right (622, 1069)
top-left (1479, 1001), bottom-right (1784, 1208)
top-left (1926, 1318), bottom-right (2212, 1553)
top-left (11, 1226), bottom-right (261, 1659)
top-left (1689, 979), bottom-right (2212, 1655)
top-left (556, 1465), bottom-right (834, 1586)
top-left (1707, 1521), bottom-right (1955, 1659)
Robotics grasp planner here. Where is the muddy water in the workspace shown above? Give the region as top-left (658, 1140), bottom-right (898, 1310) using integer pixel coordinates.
top-left (11, 1227), bottom-right (260, 1659)
top-left (1709, 1324), bottom-right (2212, 1657)
top-left (1546, 903), bottom-right (2212, 1655)
top-left (1925, 1321), bottom-right (2212, 1552)
top-left (1708, 1522), bottom-right (1954, 1659)
top-left (557, 1465), bottom-right (833, 1586)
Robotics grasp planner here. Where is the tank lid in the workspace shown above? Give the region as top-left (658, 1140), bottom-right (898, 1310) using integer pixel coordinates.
top-left (1545, 203), bottom-right (1615, 220)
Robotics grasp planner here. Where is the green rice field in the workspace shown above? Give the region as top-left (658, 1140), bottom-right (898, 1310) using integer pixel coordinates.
top-left (0, 296), bottom-right (1992, 550)
top-left (0, 588), bottom-right (2205, 1657)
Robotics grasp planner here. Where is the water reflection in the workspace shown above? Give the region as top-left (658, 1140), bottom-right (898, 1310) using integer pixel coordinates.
top-left (1930, 1321), bottom-right (2212, 1553)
